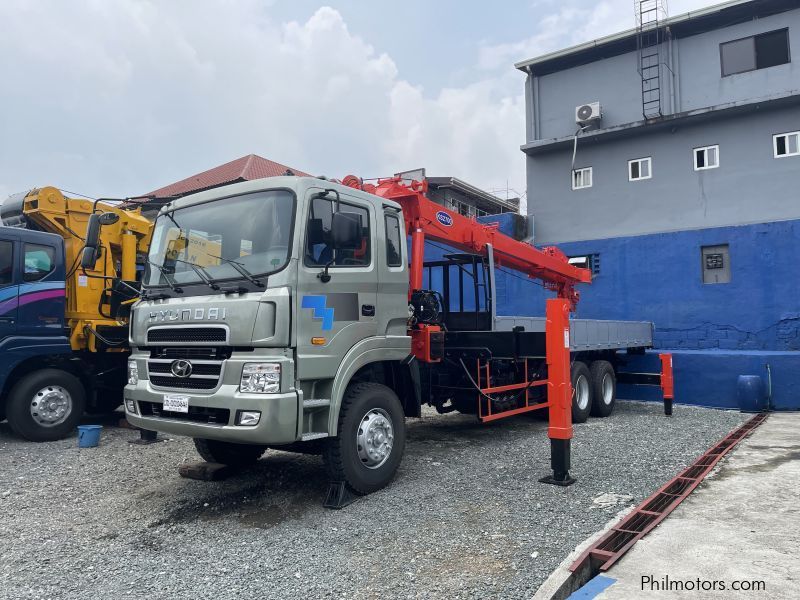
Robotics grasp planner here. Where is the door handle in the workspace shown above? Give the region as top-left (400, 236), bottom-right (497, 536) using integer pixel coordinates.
top-left (361, 304), bottom-right (375, 317)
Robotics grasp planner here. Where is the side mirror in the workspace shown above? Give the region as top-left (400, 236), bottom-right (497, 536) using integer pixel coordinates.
top-left (85, 214), bottom-right (101, 250)
top-left (98, 212), bottom-right (120, 226)
top-left (331, 212), bottom-right (361, 249)
top-left (80, 246), bottom-right (98, 269)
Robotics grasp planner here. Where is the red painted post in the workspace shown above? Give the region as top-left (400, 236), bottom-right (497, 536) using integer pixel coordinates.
top-left (659, 353), bottom-right (674, 416)
top-left (409, 224), bottom-right (425, 295)
top-left (540, 297), bottom-right (575, 486)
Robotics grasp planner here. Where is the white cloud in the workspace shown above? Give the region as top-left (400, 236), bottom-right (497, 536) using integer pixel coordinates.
top-left (0, 0), bottom-right (722, 209)
top-left (0, 1), bottom-right (523, 202)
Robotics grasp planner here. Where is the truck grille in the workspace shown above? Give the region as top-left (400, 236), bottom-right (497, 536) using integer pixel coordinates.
top-left (147, 352), bottom-right (224, 392)
top-left (138, 401), bottom-right (230, 425)
top-left (147, 327), bottom-right (227, 344)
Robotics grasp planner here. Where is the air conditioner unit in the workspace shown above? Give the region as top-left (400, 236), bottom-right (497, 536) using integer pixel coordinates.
top-left (575, 102), bottom-right (602, 124)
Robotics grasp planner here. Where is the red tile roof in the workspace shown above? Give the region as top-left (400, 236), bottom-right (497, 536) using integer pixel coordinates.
top-left (136, 154), bottom-right (310, 200)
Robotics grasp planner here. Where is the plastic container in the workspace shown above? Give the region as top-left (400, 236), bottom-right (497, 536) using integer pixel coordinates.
top-left (77, 425), bottom-right (102, 448)
top-left (737, 375), bottom-right (766, 413)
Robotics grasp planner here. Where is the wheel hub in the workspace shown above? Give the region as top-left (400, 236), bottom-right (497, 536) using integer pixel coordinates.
top-left (29, 386), bottom-right (72, 427)
top-left (602, 373), bottom-right (614, 405)
top-left (575, 375), bottom-right (590, 411)
top-left (356, 408), bottom-right (394, 469)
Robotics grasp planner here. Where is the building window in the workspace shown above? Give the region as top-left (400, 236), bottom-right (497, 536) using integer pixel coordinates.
top-left (694, 145), bottom-right (719, 170)
top-left (628, 157), bottom-right (652, 181)
top-left (572, 167), bottom-right (592, 190)
top-left (720, 29), bottom-right (790, 76)
top-left (774, 131), bottom-right (800, 158)
top-left (701, 244), bottom-right (730, 284)
top-left (568, 253), bottom-right (601, 275)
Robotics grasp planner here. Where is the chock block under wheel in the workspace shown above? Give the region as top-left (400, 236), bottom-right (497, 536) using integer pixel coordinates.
top-left (129, 428), bottom-right (161, 445)
top-left (178, 462), bottom-right (235, 481)
top-left (323, 481), bottom-right (359, 509)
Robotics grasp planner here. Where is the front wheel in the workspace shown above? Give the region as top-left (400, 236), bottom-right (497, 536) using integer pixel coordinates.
top-left (193, 439), bottom-right (267, 466)
top-left (323, 382), bottom-right (406, 495)
top-left (6, 369), bottom-right (86, 442)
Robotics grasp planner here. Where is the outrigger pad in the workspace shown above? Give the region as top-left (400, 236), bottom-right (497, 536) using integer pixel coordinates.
top-left (539, 474), bottom-right (577, 487)
top-left (323, 481), bottom-right (359, 509)
top-left (178, 462), bottom-right (234, 481)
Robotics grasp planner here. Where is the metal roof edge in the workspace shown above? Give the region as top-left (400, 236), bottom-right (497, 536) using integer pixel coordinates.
top-left (514, 0), bottom-right (757, 72)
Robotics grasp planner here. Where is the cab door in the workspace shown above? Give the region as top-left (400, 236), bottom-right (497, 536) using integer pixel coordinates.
top-left (295, 188), bottom-right (378, 380)
top-left (0, 237), bottom-right (18, 341)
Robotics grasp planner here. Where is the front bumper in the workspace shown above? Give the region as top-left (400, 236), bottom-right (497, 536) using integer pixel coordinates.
top-left (124, 355), bottom-right (299, 444)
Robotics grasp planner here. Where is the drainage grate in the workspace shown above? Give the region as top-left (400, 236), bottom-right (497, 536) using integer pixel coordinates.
top-left (570, 412), bottom-right (768, 575)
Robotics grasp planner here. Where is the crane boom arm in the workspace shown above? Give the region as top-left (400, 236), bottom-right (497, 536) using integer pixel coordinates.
top-left (341, 175), bottom-right (591, 307)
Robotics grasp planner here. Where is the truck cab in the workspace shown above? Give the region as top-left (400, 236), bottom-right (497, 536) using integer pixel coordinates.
top-left (125, 177), bottom-right (415, 493)
top-left (0, 226), bottom-right (79, 439)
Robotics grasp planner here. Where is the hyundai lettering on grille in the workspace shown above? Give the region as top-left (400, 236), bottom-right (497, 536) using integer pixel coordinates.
top-left (148, 307), bottom-right (228, 322)
top-left (170, 359), bottom-right (194, 378)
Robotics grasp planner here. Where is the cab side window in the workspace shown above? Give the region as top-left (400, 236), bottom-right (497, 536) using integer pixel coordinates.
top-left (23, 243), bottom-right (55, 282)
top-left (305, 197), bottom-right (371, 267)
top-left (0, 241), bottom-right (13, 286)
top-left (385, 214), bottom-right (403, 267)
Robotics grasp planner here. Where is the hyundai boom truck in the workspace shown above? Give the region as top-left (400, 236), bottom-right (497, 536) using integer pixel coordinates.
top-left (124, 175), bottom-right (673, 503)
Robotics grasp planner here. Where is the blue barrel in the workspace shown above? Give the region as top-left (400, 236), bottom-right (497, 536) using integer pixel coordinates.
top-left (737, 375), bottom-right (766, 413)
top-left (77, 425), bottom-right (102, 448)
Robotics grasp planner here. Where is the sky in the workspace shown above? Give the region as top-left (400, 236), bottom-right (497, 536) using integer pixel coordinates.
top-left (0, 0), bottom-right (723, 206)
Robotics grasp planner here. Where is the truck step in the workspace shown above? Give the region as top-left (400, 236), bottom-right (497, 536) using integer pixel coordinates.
top-left (303, 399), bottom-right (331, 408)
top-left (301, 432), bottom-right (329, 442)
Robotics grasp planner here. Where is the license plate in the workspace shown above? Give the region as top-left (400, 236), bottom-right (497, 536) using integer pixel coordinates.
top-left (163, 394), bottom-right (189, 413)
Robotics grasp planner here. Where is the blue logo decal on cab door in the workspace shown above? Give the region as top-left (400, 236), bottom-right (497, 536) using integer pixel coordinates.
top-left (435, 211), bottom-right (453, 227)
top-left (302, 295), bottom-right (334, 330)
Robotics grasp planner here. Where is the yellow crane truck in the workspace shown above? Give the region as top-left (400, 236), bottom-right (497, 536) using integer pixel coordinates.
top-left (0, 187), bottom-right (152, 441)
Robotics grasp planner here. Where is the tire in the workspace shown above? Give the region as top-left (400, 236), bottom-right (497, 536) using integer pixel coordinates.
top-left (6, 369), bottom-right (86, 442)
top-left (571, 361), bottom-right (592, 424)
top-left (323, 382), bottom-right (406, 495)
top-left (590, 360), bottom-right (616, 417)
top-left (193, 438), bottom-right (267, 466)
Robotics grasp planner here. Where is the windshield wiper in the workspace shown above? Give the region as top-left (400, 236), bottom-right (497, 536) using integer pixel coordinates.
top-left (206, 254), bottom-right (264, 287)
top-left (146, 261), bottom-right (183, 294)
top-left (171, 258), bottom-right (220, 291)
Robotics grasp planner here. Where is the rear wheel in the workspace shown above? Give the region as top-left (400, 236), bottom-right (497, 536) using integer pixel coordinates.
top-left (590, 360), bottom-right (616, 417)
top-left (571, 361), bottom-right (592, 424)
top-left (6, 369), bottom-right (86, 442)
top-left (193, 439), bottom-right (267, 466)
top-left (323, 382), bottom-right (406, 495)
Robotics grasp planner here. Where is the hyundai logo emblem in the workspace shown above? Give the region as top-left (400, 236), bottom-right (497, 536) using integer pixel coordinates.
top-left (170, 359), bottom-right (193, 378)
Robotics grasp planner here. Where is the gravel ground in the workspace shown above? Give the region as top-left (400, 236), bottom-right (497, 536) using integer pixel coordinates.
top-left (0, 401), bottom-right (746, 600)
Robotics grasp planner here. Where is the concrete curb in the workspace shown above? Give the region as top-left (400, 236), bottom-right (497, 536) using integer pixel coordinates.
top-left (531, 506), bottom-right (635, 600)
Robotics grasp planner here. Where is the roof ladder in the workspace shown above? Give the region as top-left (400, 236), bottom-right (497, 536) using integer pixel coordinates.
top-left (636, 0), bottom-right (670, 120)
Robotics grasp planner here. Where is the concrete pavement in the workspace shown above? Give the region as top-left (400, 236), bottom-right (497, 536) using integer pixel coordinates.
top-left (593, 412), bottom-right (800, 599)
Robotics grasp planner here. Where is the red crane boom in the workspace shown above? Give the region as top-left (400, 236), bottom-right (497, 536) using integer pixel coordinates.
top-left (341, 174), bottom-right (591, 306)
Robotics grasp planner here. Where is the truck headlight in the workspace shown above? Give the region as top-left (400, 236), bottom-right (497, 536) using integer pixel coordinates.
top-left (128, 360), bottom-right (138, 385)
top-left (240, 363), bottom-right (281, 394)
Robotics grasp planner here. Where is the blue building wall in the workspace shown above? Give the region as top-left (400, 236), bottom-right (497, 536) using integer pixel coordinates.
top-left (476, 214), bottom-right (800, 410)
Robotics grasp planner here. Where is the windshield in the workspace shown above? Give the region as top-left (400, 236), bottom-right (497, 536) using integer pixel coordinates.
top-left (145, 190), bottom-right (294, 287)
